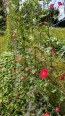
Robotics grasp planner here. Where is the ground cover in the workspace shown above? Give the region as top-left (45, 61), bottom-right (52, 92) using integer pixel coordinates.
top-left (0, 26), bottom-right (65, 115)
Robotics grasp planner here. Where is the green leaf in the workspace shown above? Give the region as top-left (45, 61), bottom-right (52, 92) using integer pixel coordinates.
top-left (52, 89), bottom-right (57, 93)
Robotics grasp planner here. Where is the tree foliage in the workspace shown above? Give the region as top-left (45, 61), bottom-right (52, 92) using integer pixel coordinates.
top-left (0, 0), bottom-right (6, 30)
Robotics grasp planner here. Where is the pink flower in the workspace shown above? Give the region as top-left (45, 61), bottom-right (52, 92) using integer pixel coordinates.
top-left (40, 68), bottom-right (48, 78)
top-left (55, 107), bottom-right (59, 112)
top-left (44, 112), bottom-right (50, 116)
top-left (25, 67), bottom-right (29, 72)
top-left (16, 57), bottom-right (20, 61)
top-left (59, 73), bottom-right (65, 80)
top-left (58, 2), bottom-right (63, 6)
top-left (44, 21), bottom-right (48, 25)
top-left (49, 4), bottom-right (54, 9)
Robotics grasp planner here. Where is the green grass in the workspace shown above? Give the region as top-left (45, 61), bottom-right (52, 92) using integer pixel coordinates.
top-left (50, 27), bottom-right (65, 39)
top-left (0, 34), bottom-right (8, 53)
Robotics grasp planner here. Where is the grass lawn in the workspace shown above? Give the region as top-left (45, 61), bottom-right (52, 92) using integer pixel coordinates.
top-left (0, 34), bottom-right (8, 53)
top-left (50, 27), bottom-right (65, 39)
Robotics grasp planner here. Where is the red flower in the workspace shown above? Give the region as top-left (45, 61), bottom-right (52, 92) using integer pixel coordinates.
top-left (59, 73), bottom-right (65, 80)
top-left (58, 2), bottom-right (63, 6)
top-left (12, 69), bottom-right (16, 73)
top-left (16, 57), bottom-right (20, 61)
top-left (44, 112), bottom-right (50, 116)
top-left (60, 106), bottom-right (63, 109)
top-left (0, 66), bottom-right (2, 69)
top-left (22, 77), bottom-right (26, 81)
top-left (55, 107), bottom-right (59, 112)
top-left (44, 21), bottom-right (48, 25)
top-left (21, 57), bottom-right (25, 62)
top-left (25, 67), bottom-right (29, 72)
top-left (40, 68), bottom-right (48, 79)
top-left (49, 4), bottom-right (54, 9)
top-left (15, 96), bottom-right (19, 99)
top-left (52, 49), bottom-right (56, 54)
top-left (8, 98), bottom-right (11, 103)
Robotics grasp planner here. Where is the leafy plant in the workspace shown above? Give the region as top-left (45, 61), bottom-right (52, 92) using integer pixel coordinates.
top-left (0, 0), bottom-right (65, 116)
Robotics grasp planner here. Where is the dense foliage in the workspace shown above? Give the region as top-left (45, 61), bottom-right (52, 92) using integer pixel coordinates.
top-left (40, 8), bottom-right (59, 25)
top-left (0, 0), bottom-right (6, 31)
top-left (0, 0), bottom-right (65, 116)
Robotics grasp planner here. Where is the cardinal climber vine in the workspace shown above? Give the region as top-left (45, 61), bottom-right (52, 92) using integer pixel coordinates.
top-left (0, 0), bottom-right (65, 116)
